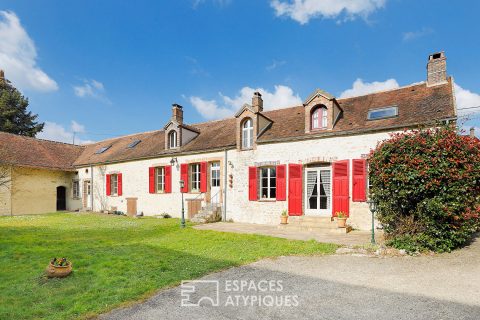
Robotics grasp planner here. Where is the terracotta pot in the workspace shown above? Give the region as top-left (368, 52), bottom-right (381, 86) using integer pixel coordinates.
top-left (280, 215), bottom-right (289, 224)
top-left (46, 262), bottom-right (72, 278)
top-left (337, 217), bottom-right (347, 228)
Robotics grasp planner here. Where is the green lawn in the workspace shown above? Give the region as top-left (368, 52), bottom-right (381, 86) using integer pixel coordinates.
top-left (0, 213), bottom-right (336, 319)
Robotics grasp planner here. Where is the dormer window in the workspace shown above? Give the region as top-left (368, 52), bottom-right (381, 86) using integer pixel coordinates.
top-left (168, 131), bottom-right (178, 149)
top-left (242, 118), bottom-right (253, 149)
top-left (311, 106), bottom-right (327, 130)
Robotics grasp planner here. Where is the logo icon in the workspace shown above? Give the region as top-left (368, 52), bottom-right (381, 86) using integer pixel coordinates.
top-left (181, 280), bottom-right (220, 307)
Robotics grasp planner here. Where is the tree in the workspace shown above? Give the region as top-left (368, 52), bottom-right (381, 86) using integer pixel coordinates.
top-left (368, 125), bottom-right (480, 252)
top-left (0, 72), bottom-right (44, 137)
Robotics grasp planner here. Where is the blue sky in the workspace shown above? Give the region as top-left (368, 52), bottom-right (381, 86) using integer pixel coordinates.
top-left (1, 0), bottom-right (479, 143)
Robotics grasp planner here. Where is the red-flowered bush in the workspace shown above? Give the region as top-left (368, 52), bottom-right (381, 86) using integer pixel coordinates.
top-left (368, 125), bottom-right (480, 252)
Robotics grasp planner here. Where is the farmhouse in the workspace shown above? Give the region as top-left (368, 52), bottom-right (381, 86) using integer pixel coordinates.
top-left (0, 52), bottom-right (456, 230)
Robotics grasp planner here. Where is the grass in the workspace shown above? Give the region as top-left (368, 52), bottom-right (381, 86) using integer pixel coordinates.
top-left (0, 213), bottom-right (337, 319)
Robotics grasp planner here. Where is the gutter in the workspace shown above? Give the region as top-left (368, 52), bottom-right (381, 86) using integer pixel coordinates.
top-left (223, 148), bottom-right (228, 221)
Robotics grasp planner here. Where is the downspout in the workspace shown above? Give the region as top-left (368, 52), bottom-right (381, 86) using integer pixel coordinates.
top-left (90, 165), bottom-right (94, 212)
top-left (223, 149), bottom-right (228, 221)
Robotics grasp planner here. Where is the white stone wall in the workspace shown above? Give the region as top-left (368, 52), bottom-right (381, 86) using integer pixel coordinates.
top-left (77, 131), bottom-right (393, 230)
top-left (78, 151), bottom-right (226, 217)
top-left (225, 131), bottom-right (392, 230)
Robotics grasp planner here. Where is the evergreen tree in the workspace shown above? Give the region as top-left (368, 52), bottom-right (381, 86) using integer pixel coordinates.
top-left (0, 71), bottom-right (44, 137)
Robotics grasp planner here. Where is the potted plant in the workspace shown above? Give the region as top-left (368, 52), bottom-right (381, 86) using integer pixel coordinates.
top-left (46, 257), bottom-right (72, 278)
top-left (336, 212), bottom-right (347, 228)
top-left (280, 210), bottom-right (289, 224)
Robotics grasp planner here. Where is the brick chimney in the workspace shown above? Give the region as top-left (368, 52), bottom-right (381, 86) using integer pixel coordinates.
top-left (427, 52), bottom-right (447, 86)
top-left (470, 127), bottom-right (476, 138)
top-left (172, 103), bottom-right (183, 125)
top-left (252, 91), bottom-right (263, 113)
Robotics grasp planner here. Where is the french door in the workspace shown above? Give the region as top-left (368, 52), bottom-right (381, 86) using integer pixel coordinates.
top-left (210, 162), bottom-right (221, 204)
top-left (305, 167), bottom-right (332, 216)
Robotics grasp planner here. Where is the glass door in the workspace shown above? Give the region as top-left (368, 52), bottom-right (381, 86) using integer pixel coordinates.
top-left (305, 167), bottom-right (331, 216)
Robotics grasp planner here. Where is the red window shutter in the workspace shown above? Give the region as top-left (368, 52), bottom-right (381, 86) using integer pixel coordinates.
top-left (180, 164), bottom-right (189, 193)
top-left (248, 166), bottom-right (258, 201)
top-left (200, 162), bottom-right (208, 193)
top-left (117, 173), bottom-right (123, 196)
top-left (106, 174), bottom-right (111, 196)
top-left (276, 164), bottom-right (286, 201)
top-left (352, 159), bottom-right (367, 202)
top-left (288, 164), bottom-right (303, 216)
top-left (333, 160), bottom-right (350, 217)
top-left (149, 167), bottom-right (155, 194)
top-left (165, 166), bottom-right (172, 193)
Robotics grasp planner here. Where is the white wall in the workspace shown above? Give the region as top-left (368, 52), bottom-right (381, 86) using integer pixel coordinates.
top-left (78, 131), bottom-right (392, 230)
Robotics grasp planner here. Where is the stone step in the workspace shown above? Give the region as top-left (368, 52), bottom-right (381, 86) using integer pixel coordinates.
top-left (287, 217), bottom-right (335, 228)
top-left (278, 224), bottom-right (352, 233)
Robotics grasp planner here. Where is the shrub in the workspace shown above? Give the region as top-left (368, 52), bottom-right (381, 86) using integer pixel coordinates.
top-left (368, 125), bottom-right (480, 252)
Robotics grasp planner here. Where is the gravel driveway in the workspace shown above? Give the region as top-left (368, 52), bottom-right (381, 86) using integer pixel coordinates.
top-left (101, 235), bottom-right (480, 320)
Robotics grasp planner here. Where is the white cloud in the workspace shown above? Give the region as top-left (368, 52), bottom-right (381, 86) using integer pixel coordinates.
top-left (402, 27), bottom-right (434, 41)
top-left (37, 121), bottom-right (94, 145)
top-left (266, 60), bottom-right (286, 71)
top-left (0, 11), bottom-right (57, 92)
top-left (190, 85), bottom-right (302, 120)
top-left (339, 78), bottom-right (399, 98)
top-left (73, 79), bottom-right (111, 104)
top-left (270, 0), bottom-right (387, 24)
top-left (454, 84), bottom-right (480, 117)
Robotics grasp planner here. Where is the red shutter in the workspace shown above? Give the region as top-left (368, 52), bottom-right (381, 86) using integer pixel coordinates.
top-left (106, 174), bottom-right (111, 196)
top-left (288, 164), bottom-right (303, 216)
top-left (117, 173), bottom-right (123, 196)
top-left (165, 166), bottom-right (172, 193)
top-left (248, 166), bottom-right (257, 201)
top-left (333, 160), bottom-right (350, 217)
top-left (352, 159), bottom-right (367, 202)
top-left (276, 164), bottom-right (286, 201)
top-left (200, 162), bottom-right (208, 193)
top-left (180, 164), bottom-right (189, 193)
top-left (149, 167), bottom-right (155, 194)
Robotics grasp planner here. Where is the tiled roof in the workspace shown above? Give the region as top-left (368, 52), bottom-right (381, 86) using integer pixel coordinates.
top-left (0, 132), bottom-right (84, 170)
top-left (73, 118), bottom-right (237, 166)
top-left (259, 79), bottom-right (456, 142)
top-left (74, 79), bottom-right (455, 166)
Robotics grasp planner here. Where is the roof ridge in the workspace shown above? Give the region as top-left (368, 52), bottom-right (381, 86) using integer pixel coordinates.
top-left (0, 131), bottom-right (84, 148)
top-left (337, 81), bottom-right (428, 101)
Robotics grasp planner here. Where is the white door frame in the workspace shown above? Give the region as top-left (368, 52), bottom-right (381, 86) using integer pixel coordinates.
top-left (210, 162), bottom-right (221, 204)
top-left (304, 167), bottom-right (332, 216)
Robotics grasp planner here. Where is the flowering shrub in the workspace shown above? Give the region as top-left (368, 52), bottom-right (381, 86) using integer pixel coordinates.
top-left (368, 125), bottom-right (480, 252)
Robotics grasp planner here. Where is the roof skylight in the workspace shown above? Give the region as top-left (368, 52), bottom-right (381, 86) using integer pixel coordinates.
top-left (127, 140), bottom-right (141, 149)
top-left (367, 106), bottom-right (398, 120)
top-left (95, 145), bottom-right (112, 154)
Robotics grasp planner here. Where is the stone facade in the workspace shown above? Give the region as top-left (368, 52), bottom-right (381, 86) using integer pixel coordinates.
top-left (1, 167), bottom-right (82, 215)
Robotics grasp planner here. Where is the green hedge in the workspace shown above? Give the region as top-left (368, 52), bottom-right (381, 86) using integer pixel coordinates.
top-left (369, 126), bottom-right (480, 252)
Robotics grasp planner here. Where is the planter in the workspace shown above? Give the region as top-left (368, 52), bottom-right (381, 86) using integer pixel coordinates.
top-left (280, 215), bottom-right (289, 224)
top-left (337, 217), bottom-right (347, 228)
top-left (46, 262), bottom-right (72, 278)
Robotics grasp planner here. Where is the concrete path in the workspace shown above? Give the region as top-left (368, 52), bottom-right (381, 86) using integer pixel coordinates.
top-left (100, 235), bottom-right (480, 320)
top-left (194, 222), bottom-right (383, 246)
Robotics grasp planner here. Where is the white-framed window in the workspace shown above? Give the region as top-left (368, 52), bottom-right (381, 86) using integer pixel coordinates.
top-left (110, 174), bottom-right (118, 196)
top-left (312, 106), bottom-right (327, 129)
top-left (190, 163), bottom-right (201, 192)
top-left (242, 118), bottom-right (253, 149)
top-left (259, 167), bottom-right (276, 199)
top-left (156, 167), bottom-right (165, 192)
top-left (168, 131), bottom-right (177, 148)
top-left (72, 180), bottom-right (80, 199)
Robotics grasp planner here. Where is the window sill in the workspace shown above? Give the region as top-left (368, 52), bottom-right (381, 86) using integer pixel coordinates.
top-left (240, 147), bottom-right (254, 151)
top-left (258, 199), bottom-right (276, 202)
